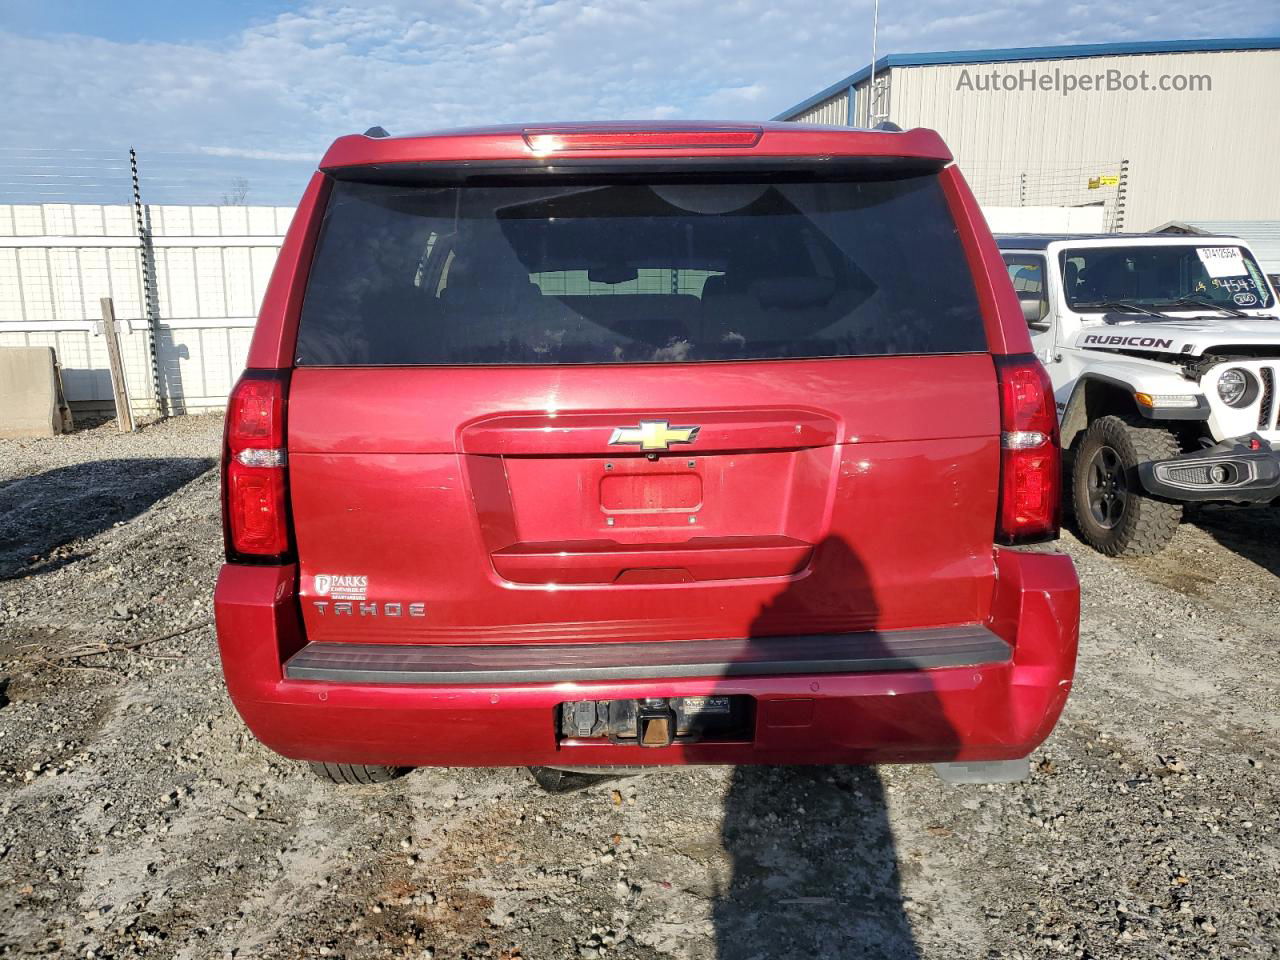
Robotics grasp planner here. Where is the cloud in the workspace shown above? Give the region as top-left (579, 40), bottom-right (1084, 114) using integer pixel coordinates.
top-left (198, 146), bottom-right (318, 162)
top-left (1, 0), bottom-right (1275, 201)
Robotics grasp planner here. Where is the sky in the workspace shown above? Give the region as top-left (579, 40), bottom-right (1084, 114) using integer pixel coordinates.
top-left (1, 0), bottom-right (1277, 205)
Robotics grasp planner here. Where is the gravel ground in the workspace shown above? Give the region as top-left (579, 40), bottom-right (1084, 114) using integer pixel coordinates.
top-left (1, 415), bottom-right (1277, 959)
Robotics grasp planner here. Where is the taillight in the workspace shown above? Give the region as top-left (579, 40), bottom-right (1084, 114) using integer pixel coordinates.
top-left (222, 370), bottom-right (292, 561)
top-left (522, 126), bottom-right (762, 152)
top-left (995, 355), bottom-right (1061, 544)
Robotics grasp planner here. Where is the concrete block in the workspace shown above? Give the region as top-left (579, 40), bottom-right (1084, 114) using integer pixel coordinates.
top-left (0, 346), bottom-right (73, 437)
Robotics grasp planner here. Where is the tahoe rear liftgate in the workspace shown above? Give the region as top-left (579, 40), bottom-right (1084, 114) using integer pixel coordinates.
top-left (214, 123), bottom-right (1079, 768)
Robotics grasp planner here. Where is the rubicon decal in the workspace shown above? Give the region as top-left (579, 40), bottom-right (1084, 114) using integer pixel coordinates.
top-left (1082, 334), bottom-right (1174, 350)
top-left (312, 573), bottom-right (368, 600)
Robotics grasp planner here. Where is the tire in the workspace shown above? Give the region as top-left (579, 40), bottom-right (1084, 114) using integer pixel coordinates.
top-left (1071, 414), bottom-right (1183, 556)
top-left (307, 762), bottom-right (410, 785)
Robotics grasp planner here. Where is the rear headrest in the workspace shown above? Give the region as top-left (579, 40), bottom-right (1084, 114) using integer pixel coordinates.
top-left (748, 276), bottom-right (837, 309)
top-left (443, 257), bottom-right (537, 300)
top-left (701, 275), bottom-right (730, 299)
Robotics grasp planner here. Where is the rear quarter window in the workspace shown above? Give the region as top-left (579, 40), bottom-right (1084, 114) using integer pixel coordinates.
top-left (295, 175), bottom-right (986, 365)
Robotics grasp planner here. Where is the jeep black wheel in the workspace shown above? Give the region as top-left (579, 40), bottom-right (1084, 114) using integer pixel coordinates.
top-left (1071, 415), bottom-right (1182, 556)
top-left (1084, 444), bottom-right (1127, 529)
top-left (308, 762), bottom-right (410, 785)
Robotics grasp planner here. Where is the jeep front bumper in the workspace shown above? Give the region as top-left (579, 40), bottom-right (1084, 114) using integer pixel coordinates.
top-left (1138, 435), bottom-right (1280, 503)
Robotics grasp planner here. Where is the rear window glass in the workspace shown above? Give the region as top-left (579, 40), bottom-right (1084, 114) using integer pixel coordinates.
top-left (295, 176), bottom-right (986, 365)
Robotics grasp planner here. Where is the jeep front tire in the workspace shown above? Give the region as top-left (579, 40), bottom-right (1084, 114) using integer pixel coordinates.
top-left (1071, 415), bottom-right (1182, 556)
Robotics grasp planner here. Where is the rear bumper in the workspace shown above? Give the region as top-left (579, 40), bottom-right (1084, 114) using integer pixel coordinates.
top-left (1138, 435), bottom-right (1280, 503)
top-left (213, 549), bottom-right (1079, 767)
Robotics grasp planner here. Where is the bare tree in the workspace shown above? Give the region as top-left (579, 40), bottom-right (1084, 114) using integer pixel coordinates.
top-left (220, 177), bottom-right (250, 205)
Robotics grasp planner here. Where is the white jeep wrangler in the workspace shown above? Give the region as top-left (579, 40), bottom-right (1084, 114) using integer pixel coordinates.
top-left (997, 234), bottom-right (1280, 556)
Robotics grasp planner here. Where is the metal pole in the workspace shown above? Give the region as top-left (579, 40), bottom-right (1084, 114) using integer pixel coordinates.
top-left (130, 147), bottom-right (165, 417)
top-left (868, 0), bottom-right (880, 126)
top-left (1112, 160), bottom-right (1130, 233)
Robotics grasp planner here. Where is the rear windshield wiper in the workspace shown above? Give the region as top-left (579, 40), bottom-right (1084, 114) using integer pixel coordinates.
top-left (1168, 296), bottom-right (1250, 319)
top-left (1075, 300), bottom-right (1170, 322)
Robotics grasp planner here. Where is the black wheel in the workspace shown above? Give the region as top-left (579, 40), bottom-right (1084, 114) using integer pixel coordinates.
top-left (308, 762), bottom-right (410, 785)
top-left (1071, 415), bottom-right (1182, 556)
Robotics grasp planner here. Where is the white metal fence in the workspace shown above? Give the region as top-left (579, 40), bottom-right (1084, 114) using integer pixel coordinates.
top-left (0, 202), bottom-right (292, 415)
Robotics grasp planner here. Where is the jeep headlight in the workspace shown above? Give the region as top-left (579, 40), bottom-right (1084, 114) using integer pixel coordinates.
top-left (1216, 368), bottom-right (1257, 408)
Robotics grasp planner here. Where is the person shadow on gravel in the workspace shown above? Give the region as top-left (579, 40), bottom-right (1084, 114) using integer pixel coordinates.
top-left (711, 535), bottom-right (940, 959)
top-left (0, 457), bottom-right (216, 580)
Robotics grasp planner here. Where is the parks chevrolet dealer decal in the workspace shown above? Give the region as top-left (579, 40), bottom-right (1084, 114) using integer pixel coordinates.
top-left (311, 573), bottom-right (425, 618)
top-left (313, 573), bottom-right (368, 600)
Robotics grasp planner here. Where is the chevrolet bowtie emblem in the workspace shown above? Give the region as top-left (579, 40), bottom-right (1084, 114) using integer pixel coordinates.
top-left (608, 420), bottom-right (701, 451)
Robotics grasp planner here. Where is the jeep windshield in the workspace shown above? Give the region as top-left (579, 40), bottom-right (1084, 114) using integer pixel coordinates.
top-left (1062, 244), bottom-right (1275, 313)
top-left (295, 175), bottom-right (986, 365)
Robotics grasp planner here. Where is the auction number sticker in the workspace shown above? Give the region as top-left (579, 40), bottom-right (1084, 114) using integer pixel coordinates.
top-left (1196, 246), bottom-right (1247, 279)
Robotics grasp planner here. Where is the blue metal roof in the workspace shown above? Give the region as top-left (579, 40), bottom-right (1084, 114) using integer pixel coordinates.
top-left (773, 37), bottom-right (1280, 120)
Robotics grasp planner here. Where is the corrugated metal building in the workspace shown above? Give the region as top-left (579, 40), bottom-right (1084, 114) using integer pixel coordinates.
top-left (1153, 220), bottom-right (1280, 277)
top-left (774, 38), bottom-right (1280, 232)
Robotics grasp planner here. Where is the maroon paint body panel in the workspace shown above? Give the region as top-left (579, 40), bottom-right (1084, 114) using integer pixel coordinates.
top-left (214, 121), bottom-right (1078, 768)
top-left (214, 548), bottom-right (1077, 766)
top-left (286, 356), bottom-right (1000, 645)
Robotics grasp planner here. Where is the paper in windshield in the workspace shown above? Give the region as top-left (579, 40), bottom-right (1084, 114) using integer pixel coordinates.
top-left (1196, 246), bottom-right (1248, 279)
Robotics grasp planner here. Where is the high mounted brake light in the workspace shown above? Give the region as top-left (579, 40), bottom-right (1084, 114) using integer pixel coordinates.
top-left (522, 127), bottom-right (762, 152)
top-left (222, 370), bottom-right (292, 561)
top-left (995, 355), bottom-right (1061, 545)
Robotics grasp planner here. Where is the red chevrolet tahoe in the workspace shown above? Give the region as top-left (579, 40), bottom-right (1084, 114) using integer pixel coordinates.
top-left (214, 121), bottom-right (1079, 787)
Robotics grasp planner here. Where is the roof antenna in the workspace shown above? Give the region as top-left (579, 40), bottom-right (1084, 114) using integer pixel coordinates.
top-left (363, 126), bottom-right (390, 138)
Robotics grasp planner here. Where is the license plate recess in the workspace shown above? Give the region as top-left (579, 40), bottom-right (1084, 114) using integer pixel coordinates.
top-left (558, 695), bottom-right (752, 747)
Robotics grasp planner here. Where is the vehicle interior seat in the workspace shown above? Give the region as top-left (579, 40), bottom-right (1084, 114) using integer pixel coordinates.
top-left (439, 254), bottom-right (556, 359)
top-left (1076, 257), bottom-right (1137, 303)
top-left (700, 273), bottom-right (845, 349)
